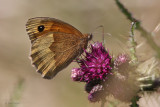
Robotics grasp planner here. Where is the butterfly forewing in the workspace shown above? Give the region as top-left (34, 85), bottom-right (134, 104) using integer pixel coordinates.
top-left (26, 17), bottom-right (89, 79)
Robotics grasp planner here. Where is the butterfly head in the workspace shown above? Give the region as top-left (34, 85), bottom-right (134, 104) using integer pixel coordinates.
top-left (84, 33), bottom-right (92, 41)
top-left (88, 33), bottom-right (92, 41)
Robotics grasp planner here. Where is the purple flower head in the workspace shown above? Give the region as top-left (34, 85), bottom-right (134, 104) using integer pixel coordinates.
top-left (71, 68), bottom-right (83, 81)
top-left (114, 54), bottom-right (128, 69)
top-left (88, 84), bottom-right (105, 102)
top-left (71, 42), bottom-right (112, 83)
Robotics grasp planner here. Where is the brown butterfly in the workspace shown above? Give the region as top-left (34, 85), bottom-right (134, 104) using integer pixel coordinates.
top-left (26, 17), bottom-right (91, 79)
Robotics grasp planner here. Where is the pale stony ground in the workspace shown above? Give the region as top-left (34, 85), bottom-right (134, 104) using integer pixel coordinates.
top-left (0, 0), bottom-right (160, 107)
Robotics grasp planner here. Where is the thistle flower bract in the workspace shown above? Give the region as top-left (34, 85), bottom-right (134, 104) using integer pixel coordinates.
top-left (71, 42), bottom-right (112, 83)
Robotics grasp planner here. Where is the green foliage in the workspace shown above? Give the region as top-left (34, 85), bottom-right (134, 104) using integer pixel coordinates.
top-left (8, 78), bottom-right (25, 107)
top-left (130, 95), bottom-right (140, 107)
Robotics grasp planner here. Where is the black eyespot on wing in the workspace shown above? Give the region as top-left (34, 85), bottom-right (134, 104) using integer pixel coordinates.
top-left (38, 25), bottom-right (45, 32)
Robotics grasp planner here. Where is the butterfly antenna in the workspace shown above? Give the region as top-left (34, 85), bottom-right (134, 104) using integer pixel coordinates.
top-left (91, 25), bottom-right (105, 47)
top-left (101, 25), bottom-right (105, 47)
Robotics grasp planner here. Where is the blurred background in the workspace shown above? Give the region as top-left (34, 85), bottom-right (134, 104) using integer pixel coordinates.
top-left (0, 0), bottom-right (160, 107)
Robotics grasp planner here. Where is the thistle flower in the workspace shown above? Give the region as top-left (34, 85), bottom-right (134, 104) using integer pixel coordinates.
top-left (71, 42), bottom-right (140, 103)
top-left (71, 42), bottom-right (113, 103)
top-left (71, 68), bottom-right (83, 81)
top-left (71, 42), bottom-right (112, 83)
top-left (114, 54), bottom-right (128, 69)
top-left (88, 84), bottom-right (105, 102)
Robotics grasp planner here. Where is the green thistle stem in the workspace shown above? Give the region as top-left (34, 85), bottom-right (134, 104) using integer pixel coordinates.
top-left (130, 22), bottom-right (138, 64)
top-left (115, 0), bottom-right (160, 59)
top-left (130, 95), bottom-right (140, 107)
top-left (115, 0), bottom-right (140, 28)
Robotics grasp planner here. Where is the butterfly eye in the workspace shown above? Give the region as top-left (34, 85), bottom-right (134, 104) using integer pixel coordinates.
top-left (38, 25), bottom-right (45, 32)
